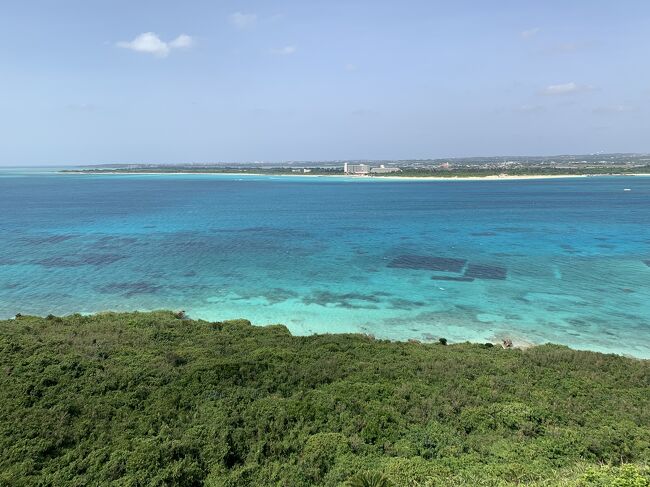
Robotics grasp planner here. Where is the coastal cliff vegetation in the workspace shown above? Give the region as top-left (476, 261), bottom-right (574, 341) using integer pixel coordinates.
top-left (0, 311), bottom-right (648, 486)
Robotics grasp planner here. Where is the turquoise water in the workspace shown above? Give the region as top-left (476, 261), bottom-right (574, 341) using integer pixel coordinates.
top-left (1, 170), bottom-right (649, 357)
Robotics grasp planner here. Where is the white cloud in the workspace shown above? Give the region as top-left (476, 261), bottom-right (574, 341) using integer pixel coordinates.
top-left (521, 28), bottom-right (540, 39)
top-left (117, 32), bottom-right (169, 57)
top-left (541, 82), bottom-right (592, 96)
top-left (593, 104), bottom-right (635, 114)
top-left (271, 45), bottom-right (296, 55)
top-left (543, 41), bottom-right (594, 55)
top-left (229, 12), bottom-right (257, 29)
top-left (169, 34), bottom-right (194, 49)
top-left (266, 14), bottom-right (285, 23)
top-left (345, 63), bottom-right (357, 72)
top-left (116, 32), bottom-right (194, 57)
top-left (553, 42), bottom-right (580, 53)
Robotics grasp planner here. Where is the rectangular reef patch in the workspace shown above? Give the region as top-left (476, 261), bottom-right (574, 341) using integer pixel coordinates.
top-left (388, 255), bottom-right (467, 272)
top-left (464, 263), bottom-right (507, 280)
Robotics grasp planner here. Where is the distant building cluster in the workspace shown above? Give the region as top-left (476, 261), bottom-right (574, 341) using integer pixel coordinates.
top-left (343, 163), bottom-right (401, 175)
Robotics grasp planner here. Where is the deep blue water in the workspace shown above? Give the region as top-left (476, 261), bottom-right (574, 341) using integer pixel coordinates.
top-left (2, 170), bottom-right (649, 357)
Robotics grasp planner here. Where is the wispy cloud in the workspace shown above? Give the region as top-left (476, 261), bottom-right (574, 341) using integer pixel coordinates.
top-left (116, 32), bottom-right (194, 57)
top-left (169, 34), bottom-right (193, 49)
top-left (266, 14), bottom-right (285, 23)
top-left (593, 104), bottom-right (636, 114)
top-left (543, 41), bottom-right (594, 55)
top-left (271, 45), bottom-right (296, 55)
top-left (540, 82), bottom-right (592, 96)
top-left (516, 104), bottom-right (544, 113)
top-left (521, 27), bottom-right (540, 39)
top-left (229, 12), bottom-right (257, 29)
top-left (344, 63), bottom-right (357, 72)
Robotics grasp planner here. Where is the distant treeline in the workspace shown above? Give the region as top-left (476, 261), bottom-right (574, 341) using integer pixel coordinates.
top-left (62, 165), bottom-right (650, 178)
top-left (1, 311), bottom-right (648, 486)
top-left (63, 167), bottom-right (345, 175)
top-left (381, 165), bottom-right (650, 177)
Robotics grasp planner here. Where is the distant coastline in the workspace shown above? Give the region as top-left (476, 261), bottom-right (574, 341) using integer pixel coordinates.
top-left (60, 170), bottom-right (650, 181)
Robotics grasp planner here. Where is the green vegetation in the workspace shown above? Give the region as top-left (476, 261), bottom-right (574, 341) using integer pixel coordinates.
top-left (60, 161), bottom-right (650, 178)
top-left (1, 311), bottom-right (648, 486)
top-left (61, 166), bottom-right (346, 176)
top-left (373, 165), bottom-right (650, 178)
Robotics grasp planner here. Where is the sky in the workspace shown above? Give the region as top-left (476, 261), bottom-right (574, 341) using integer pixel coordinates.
top-left (1, 0), bottom-right (649, 165)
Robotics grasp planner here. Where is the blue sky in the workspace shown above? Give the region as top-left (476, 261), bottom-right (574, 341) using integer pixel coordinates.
top-left (1, 1), bottom-right (649, 165)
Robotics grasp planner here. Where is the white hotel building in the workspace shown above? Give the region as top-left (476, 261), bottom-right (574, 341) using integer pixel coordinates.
top-left (344, 163), bottom-right (400, 175)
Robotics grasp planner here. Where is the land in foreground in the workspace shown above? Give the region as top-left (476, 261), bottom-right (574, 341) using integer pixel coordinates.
top-left (1, 311), bottom-right (648, 486)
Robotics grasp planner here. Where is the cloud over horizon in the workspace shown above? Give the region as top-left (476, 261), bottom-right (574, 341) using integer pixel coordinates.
top-left (229, 12), bottom-right (257, 29)
top-left (116, 32), bottom-right (194, 57)
top-left (271, 45), bottom-right (297, 55)
top-left (593, 104), bottom-right (636, 114)
top-left (541, 82), bottom-right (592, 96)
top-left (516, 104), bottom-right (544, 113)
top-left (521, 27), bottom-right (540, 39)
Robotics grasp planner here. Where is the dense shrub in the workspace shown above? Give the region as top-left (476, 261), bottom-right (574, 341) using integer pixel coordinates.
top-left (0, 311), bottom-right (648, 486)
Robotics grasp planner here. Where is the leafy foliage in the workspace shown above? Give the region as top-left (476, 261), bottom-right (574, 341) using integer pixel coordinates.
top-left (577, 465), bottom-right (650, 487)
top-left (0, 311), bottom-right (648, 486)
top-left (347, 472), bottom-right (393, 487)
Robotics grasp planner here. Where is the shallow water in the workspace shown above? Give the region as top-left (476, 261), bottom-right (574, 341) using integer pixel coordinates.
top-left (1, 170), bottom-right (649, 357)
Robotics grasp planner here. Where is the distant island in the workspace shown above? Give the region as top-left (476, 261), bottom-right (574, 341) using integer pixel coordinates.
top-left (60, 152), bottom-right (650, 179)
top-left (1, 311), bottom-right (648, 486)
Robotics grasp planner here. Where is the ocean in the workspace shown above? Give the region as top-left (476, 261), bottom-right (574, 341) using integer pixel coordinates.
top-left (1, 169), bottom-right (649, 357)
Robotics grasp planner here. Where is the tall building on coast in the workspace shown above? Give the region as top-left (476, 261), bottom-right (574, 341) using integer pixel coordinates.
top-left (343, 163), bottom-right (400, 175)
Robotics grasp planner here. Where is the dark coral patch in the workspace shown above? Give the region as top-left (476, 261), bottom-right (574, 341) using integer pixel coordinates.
top-left (302, 291), bottom-right (385, 309)
top-left (34, 257), bottom-right (81, 268)
top-left (91, 236), bottom-right (139, 249)
top-left (232, 288), bottom-right (299, 304)
top-left (464, 264), bottom-right (507, 280)
top-left (388, 298), bottom-right (427, 310)
top-left (22, 234), bottom-right (77, 245)
top-left (431, 275), bottom-right (475, 282)
top-left (388, 255), bottom-right (467, 272)
top-left (218, 226), bottom-right (313, 239)
top-left (80, 254), bottom-right (126, 266)
top-left (35, 253), bottom-right (126, 267)
top-left (264, 288), bottom-right (300, 304)
top-left (493, 252), bottom-right (525, 257)
top-left (493, 227), bottom-right (533, 233)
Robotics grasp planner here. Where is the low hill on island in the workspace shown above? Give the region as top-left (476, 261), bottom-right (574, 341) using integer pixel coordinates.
top-left (1, 311), bottom-right (648, 486)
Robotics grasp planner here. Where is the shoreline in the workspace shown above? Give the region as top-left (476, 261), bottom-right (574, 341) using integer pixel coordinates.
top-left (6, 308), bottom-right (646, 359)
top-left (59, 171), bottom-right (650, 181)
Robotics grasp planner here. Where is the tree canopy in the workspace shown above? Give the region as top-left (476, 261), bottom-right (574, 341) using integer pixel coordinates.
top-left (1, 311), bottom-right (648, 486)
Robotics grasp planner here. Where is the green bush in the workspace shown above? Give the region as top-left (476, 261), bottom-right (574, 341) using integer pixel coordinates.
top-left (0, 311), bottom-right (648, 486)
top-left (577, 464), bottom-right (650, 486)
